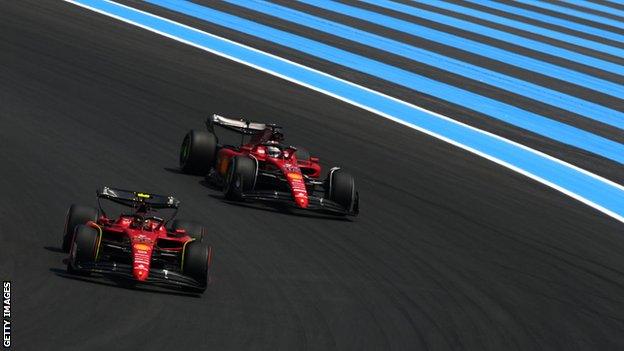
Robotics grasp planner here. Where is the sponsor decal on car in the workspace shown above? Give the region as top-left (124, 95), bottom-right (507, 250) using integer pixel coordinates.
top-left (134, 243), bottom-right (150, 251)
top-left (287, 172), bottom-right (302, 180)
top-left (134, 235), bottom-right (151, 243)
top-left (283, 164), bottom-right (299, 172)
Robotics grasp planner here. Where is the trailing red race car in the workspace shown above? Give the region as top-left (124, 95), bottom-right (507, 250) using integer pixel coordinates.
top-left (179, 114), bottom-right (359, 216)
top-left (62, 187), bottom-right (213, 293)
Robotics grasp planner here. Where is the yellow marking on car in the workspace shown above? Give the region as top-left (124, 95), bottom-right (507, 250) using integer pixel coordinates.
top-left (218, 158), bottom-right (230, 175)
top-left (180, 238), bottom-right (196, 273)
top-left (89, 222), bottom-right (104, 261)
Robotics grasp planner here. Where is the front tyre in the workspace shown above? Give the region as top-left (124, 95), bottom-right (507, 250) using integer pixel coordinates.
top-left (179, 130), bottom-right (217, 175)
top-left (183, 240), bottom-right (212, 292)
top-left (62, 204), bottom-right (99, 252)
top-left (327, 169), bottom-right (357, 214)
top-left (67, 224), bottom-right (100, 273)
top-left (223, 156), bottom-right (257, 201)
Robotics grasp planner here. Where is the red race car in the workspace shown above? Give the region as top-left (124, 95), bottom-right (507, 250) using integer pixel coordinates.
top-left (179, 114), bottom-right (359, 216)
top-left (62, 187), bottom-right (213, 293)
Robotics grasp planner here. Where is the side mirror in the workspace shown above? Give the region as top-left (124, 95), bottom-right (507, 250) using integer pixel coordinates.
top-left (173, 228), bottom-right (186, 237)
top-left (310, 157), bottom-right (319, 163)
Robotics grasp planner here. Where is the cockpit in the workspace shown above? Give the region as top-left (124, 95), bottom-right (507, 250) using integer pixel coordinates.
top-left (266, 145), bottom-right (282, 158)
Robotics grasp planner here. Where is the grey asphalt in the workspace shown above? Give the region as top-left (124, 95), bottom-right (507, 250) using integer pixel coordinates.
top-left (1, 1), bottom-right (624, 350)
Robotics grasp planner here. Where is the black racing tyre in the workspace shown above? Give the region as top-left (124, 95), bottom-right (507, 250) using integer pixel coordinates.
top-left (294, 146), bottom-right (310, 162)
top-left (224, 156), bottom-right (257, 201)
top-left (183, 240), bottom-right (211, 291)
top-left (67, 224), bottom-right (99, 273)
top-left (327, 170), bottom-right (357, 213)
top-left (179, 130), bottom-right (217, 175)
top-left (62, 204), bottom-right (99, 252)
top-left (170, 219), bottom-right (207, 242)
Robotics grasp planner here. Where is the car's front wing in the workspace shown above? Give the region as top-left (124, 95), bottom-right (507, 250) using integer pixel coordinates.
top-left (69, 261), bottom-right (206, 292)
top-left (240, 190), bottom-right (358, 216)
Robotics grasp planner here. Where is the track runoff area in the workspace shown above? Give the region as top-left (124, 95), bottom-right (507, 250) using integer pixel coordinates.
top-left (66, 0), bottom-right (623, 224)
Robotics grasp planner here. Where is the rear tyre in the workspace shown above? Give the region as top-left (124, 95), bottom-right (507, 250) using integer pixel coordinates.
top-left (327, 169), bottom-right (357, 213)
top-left (183, 241), bottom-right (211, 291)
top-left (179, 130), bottom-right (217, 175)
top-left (67, 224), bottom-right (99, 274)
top-left (170, 219), bottom-right (207, 242)
top-left (62, 204), bottom-right (99, 252)
top-left (224, 156), bottom-right (257, 201)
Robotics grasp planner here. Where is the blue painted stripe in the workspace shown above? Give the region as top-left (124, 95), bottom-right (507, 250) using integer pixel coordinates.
top-left (603, 0), bottom-right (624, 6)
top-left (69, 0), bottom-right (624, 221)
top-left (417, 0), bottom-right (624, 57)
top-left (464, 0), bottom-right (624, 44)
top-left (564, 0), bottom-right (624, 19)
top-left (299, 0), bottom-right (624, 100)
top-left (145, 0), bottom-right (624, 163)
top-left (358, 0), bottom-right (624, 76)
top-left (516, 0), bottom-right (624, 29)
top-left (226, 0), bottom-right (624, 130)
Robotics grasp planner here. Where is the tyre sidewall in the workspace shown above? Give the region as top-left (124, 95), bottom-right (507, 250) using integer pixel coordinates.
top-left (328, 170), bottom-right (356, 212)
top-left (70, 224), bottom-right (99, 268)
top-left (183, 241), bottom-right (209, 288)
top-left (180, 130), bottom-right (217, 175)
top-left (63, 204), bottom-right (99, 252)
top-left (224, 156), bottom-right (256, 200)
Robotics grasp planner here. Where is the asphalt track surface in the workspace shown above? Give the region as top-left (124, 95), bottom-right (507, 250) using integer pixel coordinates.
top-left (1, 1), bottom-right (624, 350)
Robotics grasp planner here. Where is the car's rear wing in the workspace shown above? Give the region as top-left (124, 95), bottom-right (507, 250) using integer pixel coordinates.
top-left (96, 186), bottom-right (180, 209)
top-left (206, 114), bottom-right (276, 135)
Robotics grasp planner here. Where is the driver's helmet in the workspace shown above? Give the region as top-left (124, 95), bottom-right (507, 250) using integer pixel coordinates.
top-left (266, 144), bottom-right (281, 158)
top-left (130, 215), bottom-right (144, 228)
top-left (143, 218), bottom-right (153, 231)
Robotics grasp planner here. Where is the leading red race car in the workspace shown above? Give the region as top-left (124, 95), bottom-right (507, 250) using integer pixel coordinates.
top-left (62, 187), bottom-right (213, 293)
top-left (179, 114), bottom-right (359, 216)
